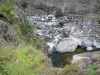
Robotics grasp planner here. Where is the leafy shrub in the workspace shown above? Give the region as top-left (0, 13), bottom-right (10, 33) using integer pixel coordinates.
top-left (0, 0), bottom-right (15, 20)
top-left (65, 64), bottom-right (78, 72)
top-left (0, 61), bottom-right (8, 75)
top-left (88, 65), bottom-right (98, 75)
top-left (64, 64), bottom-right (89, 75)
top-left (0, 44), bottom-right (45, 75)
top-left (0, 0), bottom-right (45, 75)
top-left (19, 18), bottom-right (35, 42)
top-left (18, 18), bottom-right (45, 50)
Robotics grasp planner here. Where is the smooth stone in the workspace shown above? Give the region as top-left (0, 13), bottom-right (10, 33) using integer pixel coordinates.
top-left (86, 47), bottom-right (93, 51)
top-left (96, 43), bottom-right (100, 48)
top-left (56, 38), bottom-right (78, 53)
top-left (81, 39), bottom-right (93, 48)
top-left (69, 35), bottom-right (82, 46)
top-left (72, 51), bottom-right (100, 63)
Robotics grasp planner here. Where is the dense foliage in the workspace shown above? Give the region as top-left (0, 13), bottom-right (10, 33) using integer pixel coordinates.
top-left (0, 0), bottom-right (45, 75)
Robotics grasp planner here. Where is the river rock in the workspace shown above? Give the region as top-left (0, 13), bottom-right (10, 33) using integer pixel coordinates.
top-left (86, 47), bottom-right (93, 51)
top-left (81, 39), bottom-right (93, 51)
top-left (72, 51), bottom-right (100, 70)
top-left (45, 15), bottom-right (58, 26)
top-left (56, 38), bottom-right (78, 53)
top-left (72, 53), bottom-right (92, 63)
top-left (95, 43), bottom-right (100, 48)
top-left (72, 51), bottom-right (100, 63)
top-left (26, 14), bottom-right (100, 53)
top-left (69, 35), bottom-right (82, 46)
top-left (78, 58), bottom-right (99, 70)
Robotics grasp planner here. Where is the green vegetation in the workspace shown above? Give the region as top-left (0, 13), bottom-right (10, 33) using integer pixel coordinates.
top-left (84, 13), bottom-right (100, 20)
top-left (88, 65), bottom-right (98, 75)
top-left (0, 44), bottom-right (46, 75)
top-left (13, 18), bottom-right (45, 50)
top-left (83, 13), bottom-right (100, 24)
top-left (0, 0), bottom-right (15, 20)
top-left (65, 64), bottom-right (78, 72)
top-left (64, 61), bottom-right (99, 75)
top-left (75, 48), bottom-right (85, 53)
top-left (0, 0), bottom-right (46, 75)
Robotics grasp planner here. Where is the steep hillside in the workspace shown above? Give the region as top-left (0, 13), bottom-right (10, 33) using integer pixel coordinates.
top-left (16, 0), bottom-right (100, 15)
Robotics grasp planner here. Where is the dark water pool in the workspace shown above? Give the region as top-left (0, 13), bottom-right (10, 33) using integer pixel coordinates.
top-left (50, 48), bottom-right (86, 67)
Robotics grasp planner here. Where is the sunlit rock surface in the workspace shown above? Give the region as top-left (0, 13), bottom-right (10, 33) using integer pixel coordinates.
top-left (56, 38), bottom-right (78, 53)
top-left (72, 51), bottom-right (100, 70)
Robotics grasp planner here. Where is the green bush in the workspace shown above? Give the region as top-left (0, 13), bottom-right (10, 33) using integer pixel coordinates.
top-left (0, 0), bottom-right (45, 75)
top-left (18, 18), bottom-right (45, 50)
top-left (65, 64), bottom-right (78, 72)
top-left (88, 65), bottom-right (98, 75)
top-left (0, 0), bottom-right (15, 20)
top-left (19, 18), bottom-right (35, 41)
top-left (0, 44), bottom-right (45, 75)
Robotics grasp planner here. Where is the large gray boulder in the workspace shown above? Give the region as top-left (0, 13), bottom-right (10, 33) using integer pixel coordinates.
top-left (56, 38), bottom-right (78, 53)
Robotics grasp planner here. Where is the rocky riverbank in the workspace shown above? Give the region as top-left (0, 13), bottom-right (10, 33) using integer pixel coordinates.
top-left (27, 14), bottom-right (100, 52)
top-left (26, 14), bottom-right (100, 72)
top-left (1, 0), bottom-right (100, 74)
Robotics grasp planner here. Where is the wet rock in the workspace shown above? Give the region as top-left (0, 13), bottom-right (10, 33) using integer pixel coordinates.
top-left (46, 42), bottom-right (56, 55)
top-left (56, 38), bottom-right (78, 53)
top-left (45, 15), bottom-right (58, 26)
